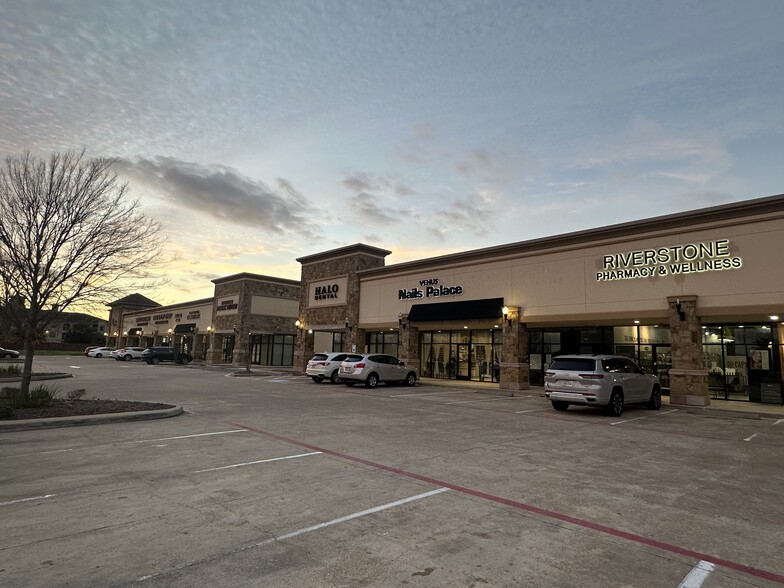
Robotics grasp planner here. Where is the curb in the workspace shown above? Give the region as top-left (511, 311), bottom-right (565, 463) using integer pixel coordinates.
top-left (0, 404), bottom-right (184, 432)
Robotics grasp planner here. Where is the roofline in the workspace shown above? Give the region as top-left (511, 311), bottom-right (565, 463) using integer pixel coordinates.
top-left (297, 243), bottom-right (392, 265)
top-left (119, 297), bottom-right (215, 315)
top-left (359, 193), bottom-right (784, 277)
top-left (211, 273), bottom-right (300, 287)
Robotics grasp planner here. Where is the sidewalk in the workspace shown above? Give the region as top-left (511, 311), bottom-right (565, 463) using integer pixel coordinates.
top-left (417, 377), bottom-right (784, 419)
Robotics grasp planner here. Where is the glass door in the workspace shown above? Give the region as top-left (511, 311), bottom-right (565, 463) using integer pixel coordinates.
top-left (456, 343), bottom-right (470, 380)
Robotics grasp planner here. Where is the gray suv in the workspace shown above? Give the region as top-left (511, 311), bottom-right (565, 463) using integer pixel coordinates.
top-left (544, 354), bottom-right (661, 416)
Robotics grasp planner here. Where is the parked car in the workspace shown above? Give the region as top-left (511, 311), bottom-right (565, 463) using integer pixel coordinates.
top-left (0, 346), bottom-right (20, 359)
top-left (306, 352), bottom-right (362, 384)
top-left (544, 354), bottom-right (661, 416)
top-left (111, 347), bottom-right (146, 362)
top-left (87, 346), bottom-right (116, 358)
top-left (141, 346), bottom-right (193, 365)
top-left (84, 346), bottom-right (99, 356)
top-left (339, 353), bottom-right (417, 388)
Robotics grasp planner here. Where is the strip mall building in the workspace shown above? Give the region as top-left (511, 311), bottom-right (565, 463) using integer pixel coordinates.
top-left (109, 194), bottom-right (784, 407)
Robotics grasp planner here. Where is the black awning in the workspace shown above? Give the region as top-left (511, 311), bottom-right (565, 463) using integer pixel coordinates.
top-left (173, 323), bottom-right (196, 334)
top-left (407, 297), bottom-right (505, 322)
top-left (127, 328), bottom-right (142, 336)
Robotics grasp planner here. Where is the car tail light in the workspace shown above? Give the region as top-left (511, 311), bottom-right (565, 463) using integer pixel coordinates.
top-left (355, 363), bottom-right (366, 368)
top-left (579, 374), bottom-right (604, 379)
top-left (318, 361), bottom-right (328, 366)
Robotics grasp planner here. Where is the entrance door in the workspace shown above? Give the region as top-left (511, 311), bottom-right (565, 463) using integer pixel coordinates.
top-left (456, 343), bottom-right (470, 380)
top-left (222, 335), bottom-right (235, 363)
top-left (640, 345), bottom-right (671, 392)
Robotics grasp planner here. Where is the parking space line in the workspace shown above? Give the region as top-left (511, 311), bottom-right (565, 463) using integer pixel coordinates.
top-left (137, 487), bottom-right (448, 582)
top-left (774, 419), bottom-right (783, 426)
top-left (444, 398), bottom-right (511, 405)
top-left (194, 451), bottom-right (322, 473)
top-left (611, 409), bottom-right (679, 425)
top-left (220, 418), bottom-right (784, 585)
top-left (678, 560), bottom-right (715, 588)
top-left (389, 390), bottom-right (466, 397)
top-left (514, 409), bottom-right (548, 414)
top-left (135, 430), bottom-right (248, 443)
top-left (744, 433), bottom-right (758, 442)
top-left (1, 494), bottom-right (57, 507)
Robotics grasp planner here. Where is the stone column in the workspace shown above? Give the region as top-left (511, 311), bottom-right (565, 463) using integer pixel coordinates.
top-left (293, 330), bottom-right (314, 374)
top-left (208, 334), bottom-right (223, 364)
top-left (667, 295), bottom-right (709, 406)
top-left (498, 308), bottom-right (529, 393)
top-left (192, 332), bottom-right (204, 362)
top-left (398, 323), bottom-right (419, 367)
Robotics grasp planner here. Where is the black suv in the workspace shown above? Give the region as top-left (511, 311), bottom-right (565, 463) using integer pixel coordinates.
top-left (141, 347), bottom-right (193, 365)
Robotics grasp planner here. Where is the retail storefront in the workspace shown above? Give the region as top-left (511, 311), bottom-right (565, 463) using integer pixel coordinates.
top-left (293, 194), bottom-right (784, 407)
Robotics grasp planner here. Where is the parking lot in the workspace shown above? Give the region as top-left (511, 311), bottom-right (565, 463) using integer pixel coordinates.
top-left (2, 356), bottom-right (783, 587)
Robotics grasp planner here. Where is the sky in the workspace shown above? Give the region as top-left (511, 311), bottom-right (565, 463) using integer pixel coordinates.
top-left (2, 0), bottom-right (783, 307)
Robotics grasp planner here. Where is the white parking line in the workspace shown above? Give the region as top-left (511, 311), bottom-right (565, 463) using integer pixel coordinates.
top-left (444, 398), bottom-right (510, 405)
top-left (744, 433), bottom-right (758, 442)
top-left (678, 560), bottom-right (715, 588)
top-left (134, 430), bottom-right (247, 443)
top-left (0, 494), bottom-right (57, 506)
top-left (514, 409), bottom-right (548, 414)
top-left (774, 419), bottom-right (784, 426)
top-left (611, 409), bottom-right (679, 425)
top-left (389, 390), bottom-right (465, 397)
top-left (137, 487), bottom-right (448, 582)
top-left (194, 451), bottom-right (322, 473)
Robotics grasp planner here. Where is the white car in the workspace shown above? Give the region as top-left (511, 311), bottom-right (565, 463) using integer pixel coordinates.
top-left (87, 346), bottom-right (115, 358)
top-left (111, 347), bottom-right (146, 361)
top-left (339, 353), bottom-right (418, 388)
top-left (306, 352), bottom-right (361, 384)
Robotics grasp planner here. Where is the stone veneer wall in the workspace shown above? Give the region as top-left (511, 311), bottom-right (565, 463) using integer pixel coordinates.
top-left (499, 307), bottom-right (529, 393)
top-left (209, 277), bottom-right (300, 366)
top-left (294, 249), bottom-right (388, 373)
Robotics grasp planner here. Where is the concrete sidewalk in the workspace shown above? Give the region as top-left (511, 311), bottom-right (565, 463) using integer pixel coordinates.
top-left (418, 377), bottom-right (784, 419)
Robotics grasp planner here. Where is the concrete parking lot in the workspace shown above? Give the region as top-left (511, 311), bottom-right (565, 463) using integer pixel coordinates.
top-left (1, 356), bottom-right (783, 587)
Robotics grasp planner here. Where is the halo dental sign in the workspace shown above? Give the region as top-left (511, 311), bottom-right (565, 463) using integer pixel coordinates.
top-left (597, 239), bottom-right (742, 282)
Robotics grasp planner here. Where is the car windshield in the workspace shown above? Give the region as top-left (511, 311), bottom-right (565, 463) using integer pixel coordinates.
top-left (343, 355), bottom-right (364, 363)
top-left (549, 358), bottom-right (597, 371)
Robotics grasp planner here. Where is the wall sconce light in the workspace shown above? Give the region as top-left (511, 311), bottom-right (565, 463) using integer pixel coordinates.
top-left (123, 331), bottom-right (128, 336)
top-left (345, 317), bottom-right (352, 331)
top-left (674, 299), bottom-right (686, 321)
top-left (206, 326), bottom-right (213, 333)
top-left (501, 305), bottom-right (512, 326)
top-left (295, 319), bottom-right (302, 330)
top-left (398, 313), bottom-right (407, 330)
top-left (167, 328), bottom-right (173, 335)
top-left (113, 332), bottom-right (118, 337)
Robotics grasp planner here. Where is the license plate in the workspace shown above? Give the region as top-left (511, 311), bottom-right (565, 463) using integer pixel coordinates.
top-left (562, 381), bottom-right (573, 387)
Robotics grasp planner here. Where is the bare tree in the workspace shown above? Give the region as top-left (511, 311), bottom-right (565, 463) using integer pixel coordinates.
top-left (0, 150), bottom-right (165, 393)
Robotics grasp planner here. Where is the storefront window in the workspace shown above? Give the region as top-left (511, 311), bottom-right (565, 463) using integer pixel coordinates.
top-left (366, 331), bottom-right (399, 355)
top-left (419, 330), bottom-right (501, 382)
top-left (703, 324), bottom-right (781, 401)
top-left (251, 334), bottom-right (295, 366)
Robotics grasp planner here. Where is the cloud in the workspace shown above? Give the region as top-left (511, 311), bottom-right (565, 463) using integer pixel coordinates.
top-left (115, 157), bottom-right (320, 238)
top-left (348, 192), bottom-right (407, 224)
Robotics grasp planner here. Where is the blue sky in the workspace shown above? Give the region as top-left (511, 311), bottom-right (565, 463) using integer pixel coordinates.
top-left (2, 0), bottom-right (783, 305)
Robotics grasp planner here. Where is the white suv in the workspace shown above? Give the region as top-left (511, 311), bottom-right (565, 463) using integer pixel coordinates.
top-left (306, 352), bottom-right (361, 384)
top-left (339, 353), bottom-right (417, 388)
top-left (544, 354), bottom-right (661, 416)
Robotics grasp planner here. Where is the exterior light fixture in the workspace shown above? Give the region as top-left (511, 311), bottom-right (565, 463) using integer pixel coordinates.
top-left (167, 328), bottom-right (173, 334)
top-left (398, 313), bottom-right (406, 330)
top-left (345, 317), bottom-right (352, 331)
top-left (634, 320), bottom-right (640, 324)
top-left (295, 319), bottom-right (301, 329)
top-left (770, 315), bottom-right (779, 321)
top-left (501, 306), bottom-right (512, 326)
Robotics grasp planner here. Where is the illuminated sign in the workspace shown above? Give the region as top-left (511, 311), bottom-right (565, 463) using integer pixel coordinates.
top-left (399, 277), bottom-right (464, 300)
top-left (596, 239), bottom-right (742, 282)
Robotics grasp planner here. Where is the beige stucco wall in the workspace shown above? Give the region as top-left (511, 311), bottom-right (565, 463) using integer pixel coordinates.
top-left (121, 301), bottom-right (214, 335)
top-left (359, 217), bottom-right (784, 327)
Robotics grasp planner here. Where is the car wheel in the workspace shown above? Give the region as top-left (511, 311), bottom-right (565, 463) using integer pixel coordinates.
top-left (330, 370), bottom-right (342, 384)
top-left (647, 386), bottom-right (662, 410)
top-left (365, 373), bottom-right (379, 388)
top-left (95, 353), bottom-right (102, 358)
top-left (0, 353), bottom-right (8, 358)
top-left (404, 372), bottom-right (416, 386)
top-left (311, 376), bottom-right (321, 383)
top-left (344, 382), bottom-right (356, 387)
top-left (124, 355), bottom-right (132, 361)
top-left (606, 389), bottom-right (624, 417)
top-left (152, 357), bottom-right (161, 365)
top-left (181, 357), bottom-right (191, 365)
top-left (551, 400), bottom-right (569, 411)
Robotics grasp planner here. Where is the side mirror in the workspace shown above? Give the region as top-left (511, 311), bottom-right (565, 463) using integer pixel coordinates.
top-left (399, 360), bottom-right (405, 366)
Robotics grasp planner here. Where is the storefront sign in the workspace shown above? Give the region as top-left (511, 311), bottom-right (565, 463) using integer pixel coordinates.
top-left (309, 276), bottom-right (348, 307)
top-left (399, 277), bottom-right (464, 300)
top-left (596, 239), bottom-right (743, 282)
top-left (216, 295), bottom-right (239, 316)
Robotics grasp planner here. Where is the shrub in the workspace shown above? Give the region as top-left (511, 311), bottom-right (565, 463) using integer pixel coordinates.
top-left (0, 365), bottom-right (22, 377)
top-left (0, 385), bottom-right (59, 410)
top-left (66, 388), bottom-right (86, 400)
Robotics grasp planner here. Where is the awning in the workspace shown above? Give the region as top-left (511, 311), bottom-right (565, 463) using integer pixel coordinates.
top-left (127, 328), bottom-right (142, 336)
top-left (407, 297), bottom-right (505, 322)
top-left (173, 323), bottom-right (196, 334)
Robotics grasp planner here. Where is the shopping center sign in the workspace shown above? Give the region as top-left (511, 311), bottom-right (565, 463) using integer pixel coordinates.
top-left (596, 238), bottom-right (742, 282)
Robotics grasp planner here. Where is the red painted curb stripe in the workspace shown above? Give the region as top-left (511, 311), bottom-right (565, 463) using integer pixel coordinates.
top-left (221, 419), bottom-right (784, 584)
